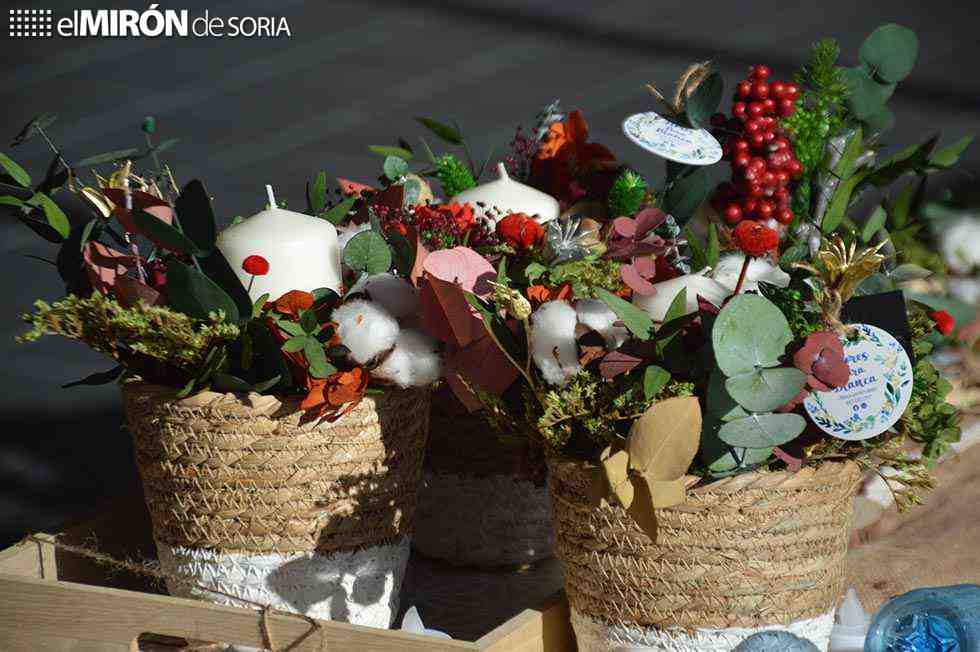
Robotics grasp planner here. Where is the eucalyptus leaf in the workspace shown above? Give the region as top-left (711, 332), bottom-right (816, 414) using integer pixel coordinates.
top-left (343, 230), bottom-right (392, 274)
top-left (320, 196), bottom-right (356, 225)
top-left (165, 260), bottom-right (240, 323)
top-left (383, 155), bottom-right (409, 181)
top-left (707, 369), bottom-right (750, 422)
top-left (277, 320), bottom-right (307, 337)
top-left (0, 152), bottom-right (31, 188)
top-left (596, 288), bottom-right (653, 340)
top-left (308, 171), bottom-right (328, 214)
top-left (685, 72), bottom-right (723, 129)
top-left (387, 230), bottom-right (416, 278)
top-left (662, 166), bottom-right (709, 225)
top-left (175, 179), bottom-right (217, 253)
top-left (718, 412), bottom-right (806, 448)
top-left (890, 263), bottom-right (932, 282)
top-left (725, 367), bottom-right (806, 413)
top-left (282, 336), bottom-right (306, 353)
top-left (859, 23), bottom-right (919, 83)
top-left (712, 294), bottom-right (793, 376)
top-left (861, 205), bottom-right (887, 242)
top-left (643, 365), bottom-right (670, 401)
top-left (707, 442), bottom-right (774, 476)
top-left (153, 138), bottom-right (180, 154)
top-left (369, 145), bottom-right (413, 160)
top-left (415, 117), bottom-right (463, 145)
top-left (843, 67), bottom-right (895, 120)
top-left (862, 106), bottom-right (895, 135)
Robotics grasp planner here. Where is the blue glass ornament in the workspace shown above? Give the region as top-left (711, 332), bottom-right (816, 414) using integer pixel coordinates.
top-left (732, 630), bottom-right (819, 651)
top-left (865, 585), bottom-right (980, 652)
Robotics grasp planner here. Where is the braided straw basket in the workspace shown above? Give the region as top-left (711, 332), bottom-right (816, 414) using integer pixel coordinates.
top-left (414, 407), bottom-right (553, 567)
top-left (548, 456), bottom-right (862, 651)
top-left (122, 380), bottom-right (430, 628)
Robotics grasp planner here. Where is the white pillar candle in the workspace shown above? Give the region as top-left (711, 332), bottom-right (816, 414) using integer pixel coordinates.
top-left (451, 163), bottom-right (560, 225)
top-left (217, 185), bottom-right (343, 301)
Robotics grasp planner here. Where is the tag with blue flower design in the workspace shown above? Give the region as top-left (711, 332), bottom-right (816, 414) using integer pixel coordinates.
top-left (622, 112), bottom-right (722, 165)
top-left (804, 324), bottom-right (913, 441)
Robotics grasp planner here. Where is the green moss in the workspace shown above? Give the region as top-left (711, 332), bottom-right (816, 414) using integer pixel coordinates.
top-left (435, 154), bottom-right (476, 199)
top-left (540, 258), bottom-right (624, 298)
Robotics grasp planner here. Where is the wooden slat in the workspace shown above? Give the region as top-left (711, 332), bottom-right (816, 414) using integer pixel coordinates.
top-left (0, 573), bottom-right (480, 652)
top-left (477, 592), bottom-right (575, 652)
top-left (0, 534), bottom-right (56, 580)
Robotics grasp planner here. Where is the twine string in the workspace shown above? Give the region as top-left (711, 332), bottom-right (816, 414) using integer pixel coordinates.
top-left (21, 534), bottom-right (325, 652)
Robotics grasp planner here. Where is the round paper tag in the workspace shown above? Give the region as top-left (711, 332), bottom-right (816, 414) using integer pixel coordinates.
top-left (622, 112), bottom-right (723, 165)
top-left (804, 324), bottom-right (913, 441)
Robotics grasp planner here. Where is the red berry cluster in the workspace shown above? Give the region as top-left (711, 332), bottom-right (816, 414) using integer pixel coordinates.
top-left (710, 65), bottom-right (803, 252)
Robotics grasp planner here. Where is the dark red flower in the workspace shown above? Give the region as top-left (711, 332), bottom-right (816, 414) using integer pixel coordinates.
top-left (443, 203), bottom-right (475, 231)
top-left (242, 254), bottom-right (270, 276)
top-left (732, 220), bottom-right (779, 257)
top-left (496, 212), bottom-right (545, 250)
top-left (793, 331), bottom-right (850, 392)
top-left (929, 310), bottom-right (955, 337)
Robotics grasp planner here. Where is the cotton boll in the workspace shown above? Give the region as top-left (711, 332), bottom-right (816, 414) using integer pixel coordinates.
top-left (529, 300), bottom-right (581, 386)
top-left (359, 274), bottom-right (419, 320)
top-left (337, 222), bottom-right (372, 253)
top-left (633, 273), bottom-right (729, 321)
top-left (711, 253), bottom-right (790, 293)
top-left (332, 299), bottom-right (400, 364)
top-left (941, 217), bottom-right (980, 274)
top-left (575, 299), bottom-right (628, 348)
top-left (373, 329), bottom-right (442, 388)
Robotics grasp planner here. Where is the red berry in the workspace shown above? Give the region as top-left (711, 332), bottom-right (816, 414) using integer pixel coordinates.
top-left (750, 132), bottom-right (766, 148)
top-left (784, 83), bottom-right (799, 98)
top-left (777, 98), bottom-right (797, 117)
top-left (734, 138), bottom-right (750, 152)
top-left (742, 198), bottom-right (758, 214)
top-left (742, 167), bottom-right (759, 183)
top-left (748, 183), bottom-right (765, 198)
top-left (750, 65), bottom-right (771, 80)
top-left (723, 203), bottom-right (743, 224)
top-left (751, 81), bottom-right (770, 100)
top-left (749, 157), bottom-right (766, 171)
top-left (762, 98), bottom-right (776, 113)
top-left (776, 208), bottom-right (794, 224)
top-left (787, 159), bottom-right (803, 179)
top-left (733, 152), bottom-right (751, 168)
top-left (774, 136), bottom-right (790, 151)
top-left (732, 102), bottom-right (748, 120)
top-left (774, 187), bottom-right (790, 204)
top-left (770, 81), bottom-right (786, 98)
top-left (775, 170), bottom-right (790, 187)
top-left (756, 200), bottom-right (774, 220)
top-left (761, 171), bottom-right (776, 188)
top-left (763, 130), bottom-right (776, 143)
top-left (737, 80), bottom-right (752, 98)
top-left (242, 254), bottom-right (270, 276)
top-left (748, 102), bottom-right (765, 118)
top-left (745, 118), bottom-right (762, 134)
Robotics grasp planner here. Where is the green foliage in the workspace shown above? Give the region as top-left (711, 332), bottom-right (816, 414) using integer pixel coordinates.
top-left (415, 117), bottom-right (463, 145)
top-left (18, 292), bottom-right (240, 384)
top-left (662, 166), bottom-right (709, 225)
top-left (712, 294), bottom-right (794, 376)
top-left (901, 358), bottom-right (960, 463)
top-left (607, 169), bottom-right (648, 218)
top-left (0, 152), bottom-right (32, 187)
top-left (596, 288), bottom-right (653, 340)
top-left (684, 72), bottom-right (723, 129)
top-left (536, 257), bottom-right (623, 298)
top-left (165, 260), bottom-right (240, 323)
top-left (173, 179), bottom-right (217, 254)
top-left (758, 283), bottom-right (823, 339)
top-left (383, 155), bottom-right (409, 181)
top-left (307, 171), bottom-right (328, 214)
top-left (859, 23), bottom-right (919, 83)
top-left (435, 153), bottom-right (476, 198)
top-left (343, 230), bottom-right (392, 274)
top-left (717, 412), bottom-right (806, 448)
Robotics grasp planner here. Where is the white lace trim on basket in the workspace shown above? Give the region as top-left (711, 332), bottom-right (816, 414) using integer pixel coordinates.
top-left (570, 608), bottom-right (835, 652)
top-left (156, 537), bottom-right (411, 629)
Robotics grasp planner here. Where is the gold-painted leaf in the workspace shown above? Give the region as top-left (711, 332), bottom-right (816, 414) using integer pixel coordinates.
top-left (627, 396), bottom-right (701, 480)
top-left (79, 187), bottom-right (113, 218)
top-left (626, 477), bottom-right (659, 541)
top-left (600, 448), bottom-right (634, 508)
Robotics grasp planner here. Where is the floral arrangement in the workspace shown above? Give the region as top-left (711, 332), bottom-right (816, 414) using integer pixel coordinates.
top-left (6, 117), bottom-right (441, 419)
top-left (332, 23), bottom-right (969, 535)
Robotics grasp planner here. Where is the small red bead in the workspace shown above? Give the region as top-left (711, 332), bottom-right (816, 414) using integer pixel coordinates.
top-left (776, 208), bottom-right (794, 224)
top-left (770, 81), bottom-right (786, 98)
top-left (751, 81), bottom-right (770, 100)
top-left (737, 80), bottom-right (753, 98)
top-left (788, 159), bottom-right (803, 179)
top-left (742, 198), bottom-right (758, 214)
top-left (750, 65), bottom-right (771, 80)
top-left (745, 118), bottom-right (762, 134)
top-left (242, 254), bottom-right (270, 276)
top-left (723, 203), bottom-right (743, 224)
top-left (784, 83), bottom-right (799, 98)
top-left (748, 183), bottom-right (765, 198)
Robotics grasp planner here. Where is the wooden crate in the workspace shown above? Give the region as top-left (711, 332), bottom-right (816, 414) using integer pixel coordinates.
top-left (0, 498), bottom-right (576, 652)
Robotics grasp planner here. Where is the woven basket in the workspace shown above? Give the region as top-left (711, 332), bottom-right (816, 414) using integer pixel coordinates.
top-left (548, 456), bottom-right (862, 651)
top-left (122, 381), bottom-right (430, 628)
top-left (413, 407), bottom-right (554, 567)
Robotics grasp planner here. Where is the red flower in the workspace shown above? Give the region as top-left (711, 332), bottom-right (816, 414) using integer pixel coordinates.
top-left (242, 255), bottom-right (270, 276)
top-left (793, 331), bottom-right (850, 392)
top-left (444, 203), bottom-right (475, 230)
top-left (496, 213), bottom-right (545, 250)
top-left (732, 220), bottom-right (779, 257)
top-left (930, 310), bottom-right (955, 336)
top-left (273, 290), bottom-right (314, 316)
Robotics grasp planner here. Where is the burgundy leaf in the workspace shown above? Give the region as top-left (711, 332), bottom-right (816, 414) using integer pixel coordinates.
top-left (634, 207), bottom-right (667, 235)
top-left (611, 216), bottom-right (636, 239)
top-left (697, 295), bottom-right (721, 315)
top-left (620, 263), bottom-right (658, 296)
top-left (632, 256), bottom-right (656, 279)
top-left (772, 446), bottom-right (803, 472)
top-left (83, 241), bottom-right (140, 294)
top-left (812, 348), bottom-right (850, 388)
top-left (115, 275), bottom-right (164, 307)
top-left (599, 350), bottom-right (642, 378)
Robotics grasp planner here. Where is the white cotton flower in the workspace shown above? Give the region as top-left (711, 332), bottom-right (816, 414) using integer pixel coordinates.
top-left (941, 217), bottom-right (980, 274)
top-left (575, 299), bottom-right (628, 348)
top-left (633, 272), bottom-right (729, 321)
top-left (337, 222), bottom-right (371, 252)
top-left (355, 273), bottom-right (419, 320)
top-left (373, 329), bottom-right (442, 388)
top-left (710, 253), bottom-right (790, 293)
top-left (332, 299), bottom-right (400, 364)
top-left (529, 300), bottom-right (581, 386)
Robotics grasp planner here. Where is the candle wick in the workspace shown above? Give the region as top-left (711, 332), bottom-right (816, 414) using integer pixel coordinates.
top-left (265, 184), bottom-right (277, 209)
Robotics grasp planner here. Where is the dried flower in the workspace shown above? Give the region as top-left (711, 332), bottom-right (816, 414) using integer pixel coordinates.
top-left (929, 310), bottom-right (955, 336)
top-left (497, 212), bottom-right (545, 250)
top-left (732, 220), bottom-right (779, 257)
top-left (793, 331), bottom-right (850, 391)
top-left (242, 255), bottom-right (270, 276)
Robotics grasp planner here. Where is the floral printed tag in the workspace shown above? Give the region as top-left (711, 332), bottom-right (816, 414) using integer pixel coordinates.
top-left (804, 324), bottom-right (913, 441)
top-left (622, 112), bottom-right (723, 165)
